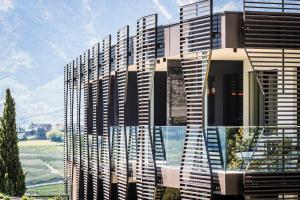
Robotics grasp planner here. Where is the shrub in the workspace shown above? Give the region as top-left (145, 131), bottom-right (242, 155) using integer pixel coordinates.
top-left (0, 193), bottom-right (10, 200)
top-left (37, 129), bottom-right (47, 140)
top-left (22, 195), bottom-right (34, 200)
top-left (163, 188), bottom-right (180, 200)
top-left (46, 131), bottom-right (64, 142)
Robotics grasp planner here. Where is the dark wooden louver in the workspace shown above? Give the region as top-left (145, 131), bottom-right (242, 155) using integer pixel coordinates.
top-left (91, 43), bottom-right (101, 200)
top-left (179, 0), bottom-right (214, 199)
top-left (82, 50), bottom-right (91, 200)
top-left (74, 56), bottom-right (83, 200)
top-left (136, 14), bottom-right (164, 200)
top-left (63, 64), bottom-right (69, 196)
top-left (244, 0), bottom-right (300, 199)
top-left (100, 35), bottom-right (112, 200)
top-left (68, 61), bottom-right (75, 198)
top-left (115, 25), bottom-right (130, 200)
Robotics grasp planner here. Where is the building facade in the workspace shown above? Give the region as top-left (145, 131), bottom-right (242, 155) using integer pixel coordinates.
top-left (64, 0), bottom-right (300, 199)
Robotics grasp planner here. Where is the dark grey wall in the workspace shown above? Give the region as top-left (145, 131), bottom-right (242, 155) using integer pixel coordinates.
top-left (154, 72), bottom-right (167, 126)
top-left (125, 72), bottom-right (139, 126)
top-left (222, 12), bottom-right (244, 48)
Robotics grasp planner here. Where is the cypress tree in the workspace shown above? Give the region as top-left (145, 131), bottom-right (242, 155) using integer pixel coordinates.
top-left (0, 157), bottom-right (5, 193)
top-left (0, 89), bottom-right (26, 196)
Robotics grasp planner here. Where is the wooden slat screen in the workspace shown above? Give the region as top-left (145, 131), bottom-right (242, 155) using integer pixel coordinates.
top-left (179, 1), bottom-right (213, 199)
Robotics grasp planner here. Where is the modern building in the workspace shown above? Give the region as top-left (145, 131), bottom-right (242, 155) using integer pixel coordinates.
top-left (64, 0), bottom-right (300, 199)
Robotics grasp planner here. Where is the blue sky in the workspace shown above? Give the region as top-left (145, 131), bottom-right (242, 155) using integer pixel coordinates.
top-left (0, 0), bottom-right (241, 127)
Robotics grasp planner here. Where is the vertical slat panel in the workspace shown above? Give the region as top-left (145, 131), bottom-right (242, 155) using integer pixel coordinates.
top-left (82, 50), bottom-right (91, 200)
top-left (128, 126), bottom-right (138, 178)
top-left (91, 43), bottom-right (101, 200)
top-left (116, 25), bottom-right (130, 200)
top-left (179, 1), bottom-right (213, 199)
top-left (68, 61), bottom-right (75, 198)
top-left (64, 64), bottom-right (69, 195)
top-left (98, 50), bottom-right (104, 199)
top-left (136, 14), bottom-right (159, 200)
top-left (244, 1), bottom-right (300, 199)
top-left (101, 35), bottom-right (112, 200)
top-left (74, 56), bottom-right (82, 200)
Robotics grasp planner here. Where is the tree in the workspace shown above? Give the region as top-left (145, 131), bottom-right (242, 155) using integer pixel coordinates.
top-left (36, 128), bottom-right (47, 140)
top-left (0, 89), bottom-right (26, 196)
top-left (46, 131), bottom-right (64, 142)
top-left (0, 158), bottom-right (5, 193)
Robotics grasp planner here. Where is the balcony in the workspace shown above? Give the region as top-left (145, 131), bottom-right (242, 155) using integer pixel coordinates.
top-left (110, 126), bottom-right (263, 169)
top-left (109, 126), bottom-right (300, 195)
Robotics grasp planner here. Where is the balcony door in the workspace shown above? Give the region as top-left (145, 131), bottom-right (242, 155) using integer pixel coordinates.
top-left (223, 73), bottom-right (243, 126)
top-left (207, 61), bottom-right (243, 126)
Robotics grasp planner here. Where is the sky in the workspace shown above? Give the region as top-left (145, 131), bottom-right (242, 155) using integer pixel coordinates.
top-left (0, 0), bottom-right (242, 128)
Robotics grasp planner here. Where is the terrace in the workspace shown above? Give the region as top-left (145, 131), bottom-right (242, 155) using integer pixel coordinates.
top-left (106, 125), bottom-right (300, 195)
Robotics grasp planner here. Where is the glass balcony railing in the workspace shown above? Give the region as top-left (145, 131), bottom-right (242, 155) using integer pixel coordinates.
top-left (81, 126), bottom-right (299, 175)
top-left (210, 126), bottom-right (264, 172)
top-left (109, 126), bottom-right (185, 168)
top-left (108, 126), bottom-right (267, 172)
top-left (160, 126), bottom-right (186, 166)
top-left (156, 126), bottom-right (263, 171)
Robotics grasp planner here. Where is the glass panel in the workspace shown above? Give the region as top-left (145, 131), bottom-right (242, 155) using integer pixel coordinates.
top-left (206, 126), bottom-right (264, 172)
top-left (88, 134), bottom-right (93, 165)
top-left (81, 133), bottom-right (84, 157)
top-left (223, 74), bottom-right (243, 126)
top-left (249, 72), bottom-right (264, 126)
top-left (109, 126), bottom-right (268, 173)
top-left (98, 136), bottom-right (102, 163)
top-left (109, 126), bottom-right (117, 172)
top-left (208, 61), bottom-right (243, 126)
top-left (161, 126), bottom-right (185, 166)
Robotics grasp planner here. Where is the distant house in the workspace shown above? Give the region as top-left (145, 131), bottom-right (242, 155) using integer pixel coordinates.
top-left (28, 123), bottom-right (52, 132)
top-left (25, 123), bottom-right (52, 139)
top-left (25, 129), bottom-right (35, 136)
top-left (17, 128), bottom-right (26, 141)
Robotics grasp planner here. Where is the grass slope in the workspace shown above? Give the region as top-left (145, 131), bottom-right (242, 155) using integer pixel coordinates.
top-left (19, 140), bottom-right (64, 186)
top-left (26, 183), bottom-right (65, 196)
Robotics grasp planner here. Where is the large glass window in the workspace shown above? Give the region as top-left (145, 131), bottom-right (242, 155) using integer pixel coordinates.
top-left (223, 73), bottom-right (243, 126)
top-left (207, 61), bottom-right (243, 126)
